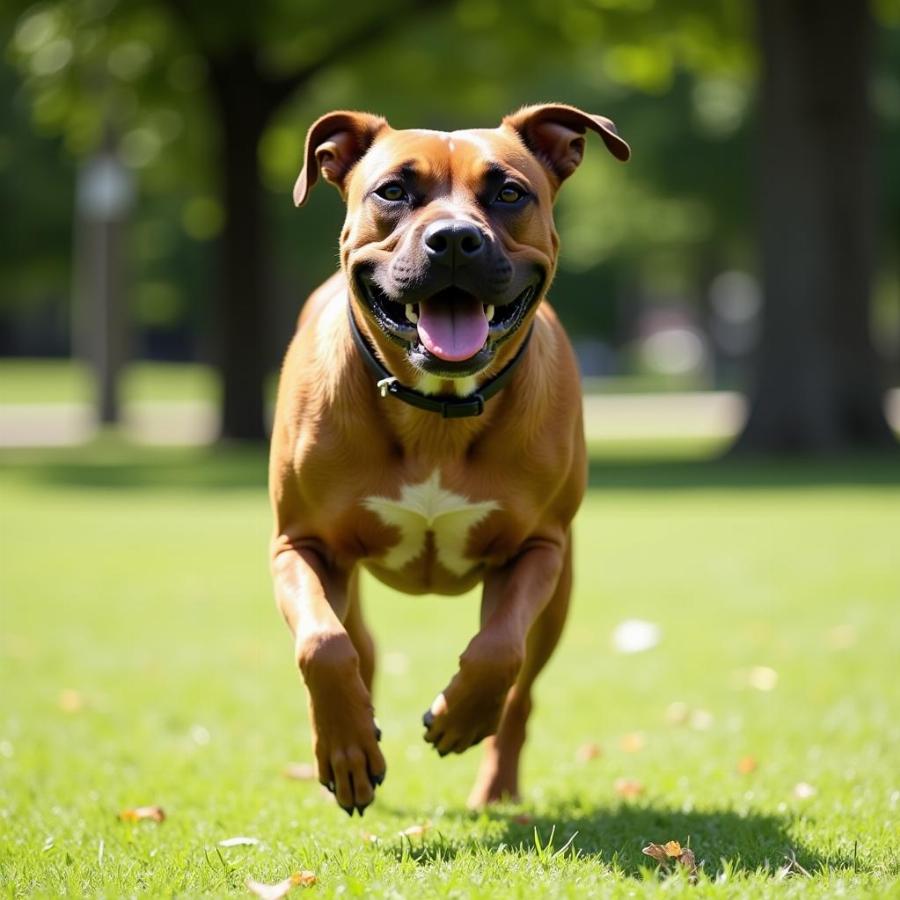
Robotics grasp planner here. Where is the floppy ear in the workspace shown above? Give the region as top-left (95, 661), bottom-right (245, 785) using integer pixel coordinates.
top-left (293, 110), bottom-right (388, 207)
top-left (503, 103), bottom-right (630, 184)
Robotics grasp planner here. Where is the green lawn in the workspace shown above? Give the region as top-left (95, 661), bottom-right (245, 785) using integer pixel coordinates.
top-left (0, 359), bottom-right (218, 406)
top-left (1, 441), bottom-right (898, 897)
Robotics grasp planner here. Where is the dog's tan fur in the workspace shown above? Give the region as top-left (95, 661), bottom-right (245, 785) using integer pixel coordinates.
top-left (269, 105), bottom-right (628, 814)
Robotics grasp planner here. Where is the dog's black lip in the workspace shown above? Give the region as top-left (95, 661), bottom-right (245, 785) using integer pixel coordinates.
top-left (353, 270), bottom-right (542, 369)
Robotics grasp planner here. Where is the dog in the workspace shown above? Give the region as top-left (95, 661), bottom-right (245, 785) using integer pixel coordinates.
top-left (269, 104), bottom-right (629, 815)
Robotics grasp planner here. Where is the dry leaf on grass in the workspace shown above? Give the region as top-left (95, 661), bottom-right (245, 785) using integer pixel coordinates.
top-left (614, 778), bottom-right (644, 798)
top-left (619, 732), bottom-right (645, 753)
top-left (826, 624), bottom-right (857, 650)
top-left (59, 689), bottom-right (84, 713)
top-left (219, 836), bottom-right (260, 847)
top-left (664, 701), bottom-right (690, 725)
top-left (747, 666), bottom-right (779, 691)
top-left (512, 814), bottom-right (533, 825)
top-left (642, 840), bottom-right (699, 880)
top-left (246, 871), bottom-right (316, 899)
top-left (737, 755), bottom-right (758, 774)
top-left (119, 806), bottom-right (165, 823)
top-left (282, 762), bottom-right (317, 781)
top-left (398, 822), bottom-right (431, 838)
top-left (576, 742), bottom-right (602, 762)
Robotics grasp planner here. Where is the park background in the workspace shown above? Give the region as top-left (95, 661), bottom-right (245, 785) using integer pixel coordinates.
top-left (1, 1), bottom-right (899, 897)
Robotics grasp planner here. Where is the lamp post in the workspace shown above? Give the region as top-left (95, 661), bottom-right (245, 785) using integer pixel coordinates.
top-left (73, 135), bottom-right (133, 426)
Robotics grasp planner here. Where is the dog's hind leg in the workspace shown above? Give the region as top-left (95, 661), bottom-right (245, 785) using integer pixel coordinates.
top-left (466, 533), bottom-right (572, 808)
top-left (343, 567), bottom-right (376, 694)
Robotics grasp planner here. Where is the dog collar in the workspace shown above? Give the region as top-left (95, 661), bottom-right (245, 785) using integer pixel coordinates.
top-left (347, 305), bottom-right (533, 418)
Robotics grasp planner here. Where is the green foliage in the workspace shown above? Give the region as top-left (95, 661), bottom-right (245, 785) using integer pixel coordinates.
top-left (3, 0), bottom-right (900, 348)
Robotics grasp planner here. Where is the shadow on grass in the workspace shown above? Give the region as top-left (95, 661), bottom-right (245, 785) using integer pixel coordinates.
top-left (587, 451), bottom-right (900, 492)
top-left (1, 439), bottom-right (898, 495)
top-left (379, 803), bottom-right (855, 879)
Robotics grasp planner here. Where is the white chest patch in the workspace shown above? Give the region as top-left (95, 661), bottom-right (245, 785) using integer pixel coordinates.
top-left (363, 470), bottom-right (499, 575)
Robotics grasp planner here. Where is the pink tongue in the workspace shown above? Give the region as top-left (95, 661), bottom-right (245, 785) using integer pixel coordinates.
top-left (416, 295), bottom-right (488, 362)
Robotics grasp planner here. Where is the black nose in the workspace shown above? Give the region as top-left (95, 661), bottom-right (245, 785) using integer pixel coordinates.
top-left (423, 219), bottom-right (485, 267)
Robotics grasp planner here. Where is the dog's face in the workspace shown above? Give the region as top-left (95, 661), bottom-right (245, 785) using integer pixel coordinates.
top-left (295, 105), bottom-right (629, 379)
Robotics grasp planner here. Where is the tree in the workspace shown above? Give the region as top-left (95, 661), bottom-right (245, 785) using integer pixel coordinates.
top-left (734, 0), bottom-right (896, 453)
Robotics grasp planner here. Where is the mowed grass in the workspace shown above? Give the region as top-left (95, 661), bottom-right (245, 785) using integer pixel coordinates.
top-left (1, 440), bottom-right (898, 897)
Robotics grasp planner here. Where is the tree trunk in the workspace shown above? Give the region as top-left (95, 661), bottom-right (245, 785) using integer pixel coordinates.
top-left (209, 50), bottom-right (274, 442)
top-left (735, 0), bottom-right (896, 453)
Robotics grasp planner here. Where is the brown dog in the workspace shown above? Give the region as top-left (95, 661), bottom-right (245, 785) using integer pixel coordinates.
top-left (270, 104), bottom-right (629, 815)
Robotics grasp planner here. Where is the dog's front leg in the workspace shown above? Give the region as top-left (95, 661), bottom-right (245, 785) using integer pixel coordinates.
top-left (422, 537), bottom-right (565, 756)
top-left (272, 539), bottom-right (385, 815)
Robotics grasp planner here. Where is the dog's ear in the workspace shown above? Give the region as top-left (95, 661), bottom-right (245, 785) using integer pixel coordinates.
top-left (293, 111), bottom-right (388, 207)
top-left (503, 103), bottom-right (630, 185)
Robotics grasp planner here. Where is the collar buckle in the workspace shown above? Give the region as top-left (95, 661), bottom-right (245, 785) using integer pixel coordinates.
top-left (376, 375), bottom-right (398, 398)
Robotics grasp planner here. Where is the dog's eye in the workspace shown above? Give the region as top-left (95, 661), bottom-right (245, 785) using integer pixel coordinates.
top-left (376, 183), bottom-right (407, 202)
top-left (496, 184), bottom-right (525, 204)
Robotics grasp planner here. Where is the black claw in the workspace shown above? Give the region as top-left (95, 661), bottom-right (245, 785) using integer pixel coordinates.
top-left (371, 772), bottom-right (385, 786)
top-left (341, 804), bottom-right (354, 817)
top-left (422, 710), bottom-right (434, 729)
top-left (356, 804), bottom-right (366, 817)
top-left (374, 725), bottom-right (382, 742)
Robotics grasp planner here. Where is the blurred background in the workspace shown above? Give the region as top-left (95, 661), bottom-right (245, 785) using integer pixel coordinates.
top-left (1, 0), bottom-right (898, 452)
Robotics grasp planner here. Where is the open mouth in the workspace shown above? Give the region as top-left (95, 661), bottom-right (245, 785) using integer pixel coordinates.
top-left (357, 274), bottom-right (538, 369)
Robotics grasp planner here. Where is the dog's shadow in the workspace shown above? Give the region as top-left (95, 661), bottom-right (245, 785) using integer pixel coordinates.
top-left (378, 801), bottom-right (856, 879)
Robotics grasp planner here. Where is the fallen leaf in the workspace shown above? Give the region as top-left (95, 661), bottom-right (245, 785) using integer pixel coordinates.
top-left (747, 666), bottom-right (779, 691)
top-left (246, 871), bottom-right (316, 899)
top-left (826, 624), bottom-right (857, 650)
top-left (576, 742), bottom-right (602, 762)
top-left (119, 806), bottom-right (165, 823)
top-left (737, 755), bottom-right (758, 774)
top-left (614, 778), bottom-right (644, 798)
top-left (282, 762), bottom-right (317, 781)
top-left (642, 839), bottom-right (699, 881)
top-left (398, 822), bottom-right (430, 838)
top-left (679, 846), bottom-right (699, 880)
top-left (793, 781), bottom-right (817, 799)
top-left (612, 619), bottom-right (661, 654)
top-left (219, 836), bottom-right (260, 847)
top-left (663, 840), bottom-right (682, 857)
top-left (664, 701), bottom-right (690, 725)
top-left (619, 732), bottom-right (645, 753)
top-left (512, 814), bottom-right (533, 825)
top-left (59, 689), bottom-right (83, 714)
top-left (641, 842), bottom-right (669, 863)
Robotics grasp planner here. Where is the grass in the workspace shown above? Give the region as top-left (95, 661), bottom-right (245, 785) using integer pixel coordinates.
top-left (1, 439), bottom-right (899, 897)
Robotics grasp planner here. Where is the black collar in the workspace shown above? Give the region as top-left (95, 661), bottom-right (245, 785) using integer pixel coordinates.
top-left (347, 304), bottom-right (533, 418)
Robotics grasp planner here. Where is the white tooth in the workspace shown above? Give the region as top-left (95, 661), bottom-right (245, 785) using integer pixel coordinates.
top-left (486, 304), bottom-right (495, 322)
top-left (405, 304), bottom-right (418, 324)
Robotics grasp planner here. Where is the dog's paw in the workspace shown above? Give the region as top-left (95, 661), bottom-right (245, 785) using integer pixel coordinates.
top-left (422, 630), bottom-right (523, 756)
top-left (313, 717), bottom-right (386, 816)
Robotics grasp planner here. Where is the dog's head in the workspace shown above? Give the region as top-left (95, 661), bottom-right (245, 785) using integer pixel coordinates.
top-left (294, 104), bottom-right (629, 380)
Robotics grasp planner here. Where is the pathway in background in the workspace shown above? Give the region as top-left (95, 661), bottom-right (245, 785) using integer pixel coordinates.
top-left (1, 390), bottom-right (898, 447)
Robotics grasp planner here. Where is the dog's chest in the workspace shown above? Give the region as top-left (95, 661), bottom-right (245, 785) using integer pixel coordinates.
top-left (362, 470), bottom-right (499, 576)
